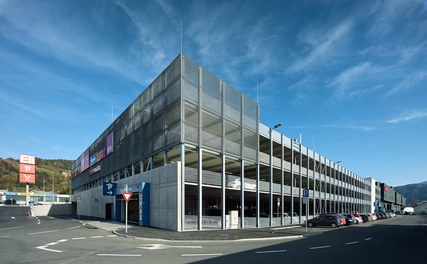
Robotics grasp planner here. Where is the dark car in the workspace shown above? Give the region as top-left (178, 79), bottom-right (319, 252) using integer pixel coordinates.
top-left (4, 199), bottom-right (17, 205)
top-left (307, 214), bottom-right (343, 228)
top-left (343, 214), bottom-right (356, 225)
top-left (359, 214), bottom-right (370, 223)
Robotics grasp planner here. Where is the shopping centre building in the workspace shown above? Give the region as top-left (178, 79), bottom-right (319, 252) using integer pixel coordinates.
top-left (71, 54), bottom-right (406, 231)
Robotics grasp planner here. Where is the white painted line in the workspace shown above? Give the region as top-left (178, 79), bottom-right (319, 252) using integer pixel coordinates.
top-left (46, 242), bottom-right (59, 246)
top-left (36, 246), bottom-right (62, 253)
top-left (29, 230), bottom-right (59, 235)
top-left (97, 254), bottom-right (142, 257)
top-left (309, 245), bottom-right (331, 250)
top-left (237, 235), bottom-right (303, 242)
top-left (0, 226), bottom-right (25, 231)
top-left (182, 253), bottom-right (224, 257)
top-left (365, 237), bottom-right (372, 240)
top-left (345, 241), bottom-right (359, 245)
top-left (91, 236), bottom-right (104, 239)
top-left (0, 235), bottom-right (11, 238)
top-left (67, 226), bottom-right (81, 230)
top-left (138, 244), bottom-right (203, 250)
top-left (256, 249), bottom-right (287, 254)
top-left (272, 226), bottom-right (300, 230)
top-left (72, 237), bottom-right (86, 240)
top-left (107, 235), bottom-right (117, 237)
top-left (57, 239), bottom-right (69, 243)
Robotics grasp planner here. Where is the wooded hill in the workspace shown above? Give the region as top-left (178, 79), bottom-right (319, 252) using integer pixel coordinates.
top-left (0, 157), bottom-right (72, 194)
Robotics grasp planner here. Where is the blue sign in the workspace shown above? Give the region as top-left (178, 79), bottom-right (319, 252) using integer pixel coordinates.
top-left (103, 182), bottom-right (117, 196)
top-left (303, 188), bottom-right (309, 197)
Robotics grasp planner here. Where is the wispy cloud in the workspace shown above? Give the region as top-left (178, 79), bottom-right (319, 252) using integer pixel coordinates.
top-left (327, 62), bottom-right (383, 99)
top-left (287, 20), bottom-right (353, 73)
top-left (292, 119), bottom-right (386, 132)
top-left (388, 110), bottom-right (427, 124)
top-left (0, 1), bottom-right (176, 86)
top-left (385, 71), bottom-right (427, 98)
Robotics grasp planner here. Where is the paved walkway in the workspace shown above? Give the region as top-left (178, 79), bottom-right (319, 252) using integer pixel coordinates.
top-left (78, 218), bottom-right (328, 241)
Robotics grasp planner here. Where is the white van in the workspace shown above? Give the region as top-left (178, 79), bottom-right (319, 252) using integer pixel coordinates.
top-left (402, 207), bottom-right (415, 215)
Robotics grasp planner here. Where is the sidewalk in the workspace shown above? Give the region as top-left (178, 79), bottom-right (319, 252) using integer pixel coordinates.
top-left (79, 218), bottom-right (327, 241)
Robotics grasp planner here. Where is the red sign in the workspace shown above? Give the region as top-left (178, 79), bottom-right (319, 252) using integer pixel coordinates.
top-left (19, 173), bottom-right (35, 184)
top-left (20, 164), bottom-right (36, 174)
top-left (122, 192), bottom-right (132, 202)
top-left (19, 154), bottom-right (36, 184)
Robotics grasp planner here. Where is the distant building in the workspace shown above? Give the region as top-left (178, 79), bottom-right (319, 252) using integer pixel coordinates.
top-left (71, 54), bottom-right (406, 231)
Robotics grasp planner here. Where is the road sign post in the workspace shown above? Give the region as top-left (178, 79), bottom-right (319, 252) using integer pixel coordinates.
top-left (122, 184), bottom-right (132, 234)
top-left (19, 154), bottom-right (36, 206)
top-left (303, 188), bottom-right (309, 233)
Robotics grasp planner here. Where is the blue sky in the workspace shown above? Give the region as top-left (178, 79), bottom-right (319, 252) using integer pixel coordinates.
top-left (1, 0), bottom-right (426, 186)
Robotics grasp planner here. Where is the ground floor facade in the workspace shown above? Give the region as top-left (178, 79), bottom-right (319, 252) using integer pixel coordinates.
top-left (73, 141), bottom-right (375, 232)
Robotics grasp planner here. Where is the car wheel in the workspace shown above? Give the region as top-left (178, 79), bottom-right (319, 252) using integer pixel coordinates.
top-left (331, 223), bottom-right (337, 228)
top-left (308, 222), bottom-right (313, 227)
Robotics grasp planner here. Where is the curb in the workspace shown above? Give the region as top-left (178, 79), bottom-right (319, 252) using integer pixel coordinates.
top-left (112, 230), bottom-right (309, 243)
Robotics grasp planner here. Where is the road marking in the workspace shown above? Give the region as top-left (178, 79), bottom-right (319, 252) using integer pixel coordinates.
top-left (0, 235), bottom-right (11, 238)
top-left (67, 226), bottom-right (81, 230)
top-left (138, 244), bottom-right (203, 250)
top-left (36, 246), bottom-right (62, 253)
top-left (0, 226), bottom-right (25, 231)
top-left (107, 235), bottom-right (117, 237)
top-left (181, 253), bottom-right (223, 257)
top-left (271, 226), bottom-right (300, 230)
top-left (97, 254), bottom-right (142, 257)
top-left (345, 241), bottom-right (359, 245)
top-left (29, 230), bottom-right (59, 235)
top-left (365, 237), bottom-right (372, 240)
top-left (72, 237), bottom-right (86, 240)
top-left (91, 236), bottom-right (104, 239)
top-left (309, 245), bottom-right (331, 250)
top-left (256, 249), bottom-right (287, 254)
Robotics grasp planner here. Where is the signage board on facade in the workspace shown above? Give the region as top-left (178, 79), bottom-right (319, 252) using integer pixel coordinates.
top-left (103, 182), bottom-right (117, 196)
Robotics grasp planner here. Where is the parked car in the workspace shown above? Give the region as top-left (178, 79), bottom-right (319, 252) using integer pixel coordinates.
top-left (342, 214), bottom-right (356, 225)
top-left (307, 214), bottom-right (343, 228)
top-left (352, 213), bottom-right (363, 223)
top-left (368, 213), bottom-right (377, 221)
top-left (320, 213), bottom-right (346, 225)
top-left (386, 211), bottom-right (396, 217)
top-left (377, 212), bottom-right (387, 219)
top-left (359, 214), bottom-right (370, 223)
top-left (4, 199), bottom-right (17, 205)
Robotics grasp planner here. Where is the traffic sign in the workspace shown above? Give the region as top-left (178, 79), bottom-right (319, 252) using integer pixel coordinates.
top-left (303, 188), bottom-right (309, 197)
top-left (122, 192), bottom-right (132, 202)
top-left (103, 182), bottom-right (117, 196)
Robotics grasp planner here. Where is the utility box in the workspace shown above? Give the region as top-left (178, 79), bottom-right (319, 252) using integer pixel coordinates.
top-left (229, 210), bottom-right (238, 229)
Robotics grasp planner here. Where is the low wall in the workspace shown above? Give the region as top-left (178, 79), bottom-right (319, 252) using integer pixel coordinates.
top-left (31, 204), bottom-right (72, 216)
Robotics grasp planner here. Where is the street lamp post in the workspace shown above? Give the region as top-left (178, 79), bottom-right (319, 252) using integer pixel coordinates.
top-left (269, 123), bottom-right (281, 226)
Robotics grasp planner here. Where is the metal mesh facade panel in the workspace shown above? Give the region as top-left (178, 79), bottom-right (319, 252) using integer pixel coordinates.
top-left (201, 110), bottom-right (221, 150)
top-left (183, 56), bottom-right (198, 104)
top-left (224, 83), bottom-right (241, 123)
top-left (184, 103), bottom-right (198, 144)
top-left (181, 54), bottom-right (259, 160)
top-left (201, 69), bottom-right (221, 114)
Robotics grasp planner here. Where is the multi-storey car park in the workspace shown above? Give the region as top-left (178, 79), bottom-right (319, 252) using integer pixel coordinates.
top-left (71, 54), bottom-right (406, 231)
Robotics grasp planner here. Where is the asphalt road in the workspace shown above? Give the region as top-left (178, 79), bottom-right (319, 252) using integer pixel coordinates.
top-left (1, 208), bottom-right (426, 264)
